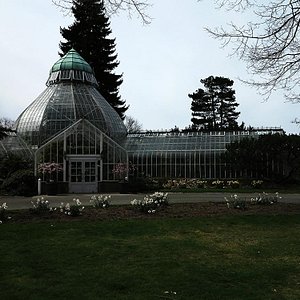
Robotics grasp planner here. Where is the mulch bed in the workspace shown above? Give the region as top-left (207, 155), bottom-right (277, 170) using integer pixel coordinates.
top-left (3, 202), bottom-right (300, 224)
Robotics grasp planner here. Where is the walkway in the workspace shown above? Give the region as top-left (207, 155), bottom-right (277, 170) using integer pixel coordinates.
top-left (1, 192), bottom-right (299, 210)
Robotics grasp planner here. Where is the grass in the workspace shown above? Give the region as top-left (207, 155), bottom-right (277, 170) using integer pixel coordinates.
top-left (0, 215), bottom-right (300, 299)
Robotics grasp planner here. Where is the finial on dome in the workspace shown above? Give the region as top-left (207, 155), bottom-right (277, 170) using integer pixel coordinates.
top-left (46, 49), bottom-right (98, 86)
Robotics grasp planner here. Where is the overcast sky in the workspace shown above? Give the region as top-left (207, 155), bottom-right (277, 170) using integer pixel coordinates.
top-left (0, 0), bottom-right (299, 133)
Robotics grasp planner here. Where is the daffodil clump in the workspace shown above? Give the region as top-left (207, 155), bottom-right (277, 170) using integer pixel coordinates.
top-left (224, 194), bottom-right (246, 210)
top-left (163, 179), bottom-right (207, 189)
top-left (0, 202), bottom-right (8, 223)
top-left (225, 192), bottom-right (281, 210)
top-left (251, 180), bottom-right (264, 188)
top-left (250, 192), bottom-right (281, 205)
top-left (31, 197), bottom-right (54, 213)
top-left (227, 180), bottom-right (240, 189)
top-left (90, 194), bottom-right (111, 209)
top-left (211, 180), bottom-right (225, 189)
top-left (60, 198), bottom-right (84, 216)
top-left (131, 192), bottom-right (168, 214)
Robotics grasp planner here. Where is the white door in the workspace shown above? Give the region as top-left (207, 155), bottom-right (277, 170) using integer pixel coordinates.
top-left (69, 159), bottom-right (98, 193)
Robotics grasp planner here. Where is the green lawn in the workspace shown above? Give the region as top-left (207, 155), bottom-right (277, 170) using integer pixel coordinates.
top-left (0, 215), bottom-right (300, 299)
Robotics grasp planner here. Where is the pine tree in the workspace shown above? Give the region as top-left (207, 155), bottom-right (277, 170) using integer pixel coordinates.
top-left (188, 76), bottom-right (240, 130)
top-left (189, 88), bottom-right (214, 129)
top-left (59, 0), bottom-right (128, 119)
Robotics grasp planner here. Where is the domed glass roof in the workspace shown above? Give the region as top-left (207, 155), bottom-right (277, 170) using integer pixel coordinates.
top-left (14, 49), bottom-right (127, 147)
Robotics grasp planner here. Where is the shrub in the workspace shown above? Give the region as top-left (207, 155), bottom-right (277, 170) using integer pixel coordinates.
top-left (60, 198), bottom-right (84, 216)
top-left (1, 169), bottom-right (36, 196)
top-left (131, 192), bottom-right (169, 214)
top-left (128, 176), bottom-right (147, 193)
top-left (38, 162), bottom-right (63, 182)
top-left (0, 152), bottom-right (32, 181)
top-left (90, 195), bottom-right (111, 208)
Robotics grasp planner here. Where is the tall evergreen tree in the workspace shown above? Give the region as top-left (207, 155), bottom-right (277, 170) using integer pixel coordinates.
top-left (188, 76), bottom-right (240, 130)
top-left (59, 0), bottom-right (128, 119)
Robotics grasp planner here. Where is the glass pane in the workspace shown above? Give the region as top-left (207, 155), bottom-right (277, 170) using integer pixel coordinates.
top-left (71, 161), bottom-right (82, 182)
top-left (84, 161), bottom-right (96, 182)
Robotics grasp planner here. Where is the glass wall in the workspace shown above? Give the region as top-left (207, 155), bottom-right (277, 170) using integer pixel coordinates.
top-left (125, 130), bottom-right (284, 179)
top-left (35, 119), bottom-right (128, 183)
top-left (0, 133), bottom-right (34, 159)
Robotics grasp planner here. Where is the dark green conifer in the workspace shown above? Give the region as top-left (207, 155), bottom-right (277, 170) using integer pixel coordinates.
top-left (188, 76), bottom-right (241, 130)
top-left (60, 0), bottom-right (128, 119)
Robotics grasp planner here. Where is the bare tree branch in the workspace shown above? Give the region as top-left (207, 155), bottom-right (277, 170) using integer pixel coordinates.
top-left (125, 115), bottom-right (143, 133)
top-left (0, 118), bottom-right (15, 140)
top-left (52, 0), bottom-right (152, 24)
top-left (206, 0), bottom-right (300, 102)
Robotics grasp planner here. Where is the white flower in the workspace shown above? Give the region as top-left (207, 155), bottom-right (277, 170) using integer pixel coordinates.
top-left (73, 198), bottom-right (81, 205)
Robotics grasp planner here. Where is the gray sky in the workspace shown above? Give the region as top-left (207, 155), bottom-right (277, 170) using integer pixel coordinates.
top-left (0, 0), bottom-right (299, 133)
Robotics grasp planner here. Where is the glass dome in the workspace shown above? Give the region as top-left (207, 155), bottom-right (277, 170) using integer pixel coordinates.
top-left (14, 49), bottom-right (127, 147)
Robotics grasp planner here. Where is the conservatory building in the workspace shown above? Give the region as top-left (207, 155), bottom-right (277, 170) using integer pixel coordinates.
top-left (3, 49), bottom-right (128, 193)
top-left (0, 49), bottom-right (283, 193)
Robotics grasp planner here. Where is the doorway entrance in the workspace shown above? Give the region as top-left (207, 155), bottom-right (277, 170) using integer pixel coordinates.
top-left (68, 156), bottom-right (100, 193)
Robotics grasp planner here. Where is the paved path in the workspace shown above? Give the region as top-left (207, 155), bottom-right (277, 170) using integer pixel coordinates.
top-left (1, 192), bottom-right (299, 210)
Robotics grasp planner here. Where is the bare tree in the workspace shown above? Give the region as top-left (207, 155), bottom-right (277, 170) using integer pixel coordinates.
top-left (206, 0), bottom-right (300, 102)
top-left (0, 118), bottom-right (15, 129)
top-left (125, 115), bottom-right (143, 133)
top-left (52, 0), bottom-right (152, 24)
top-left (0, 117), bottom-right (15, 140)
